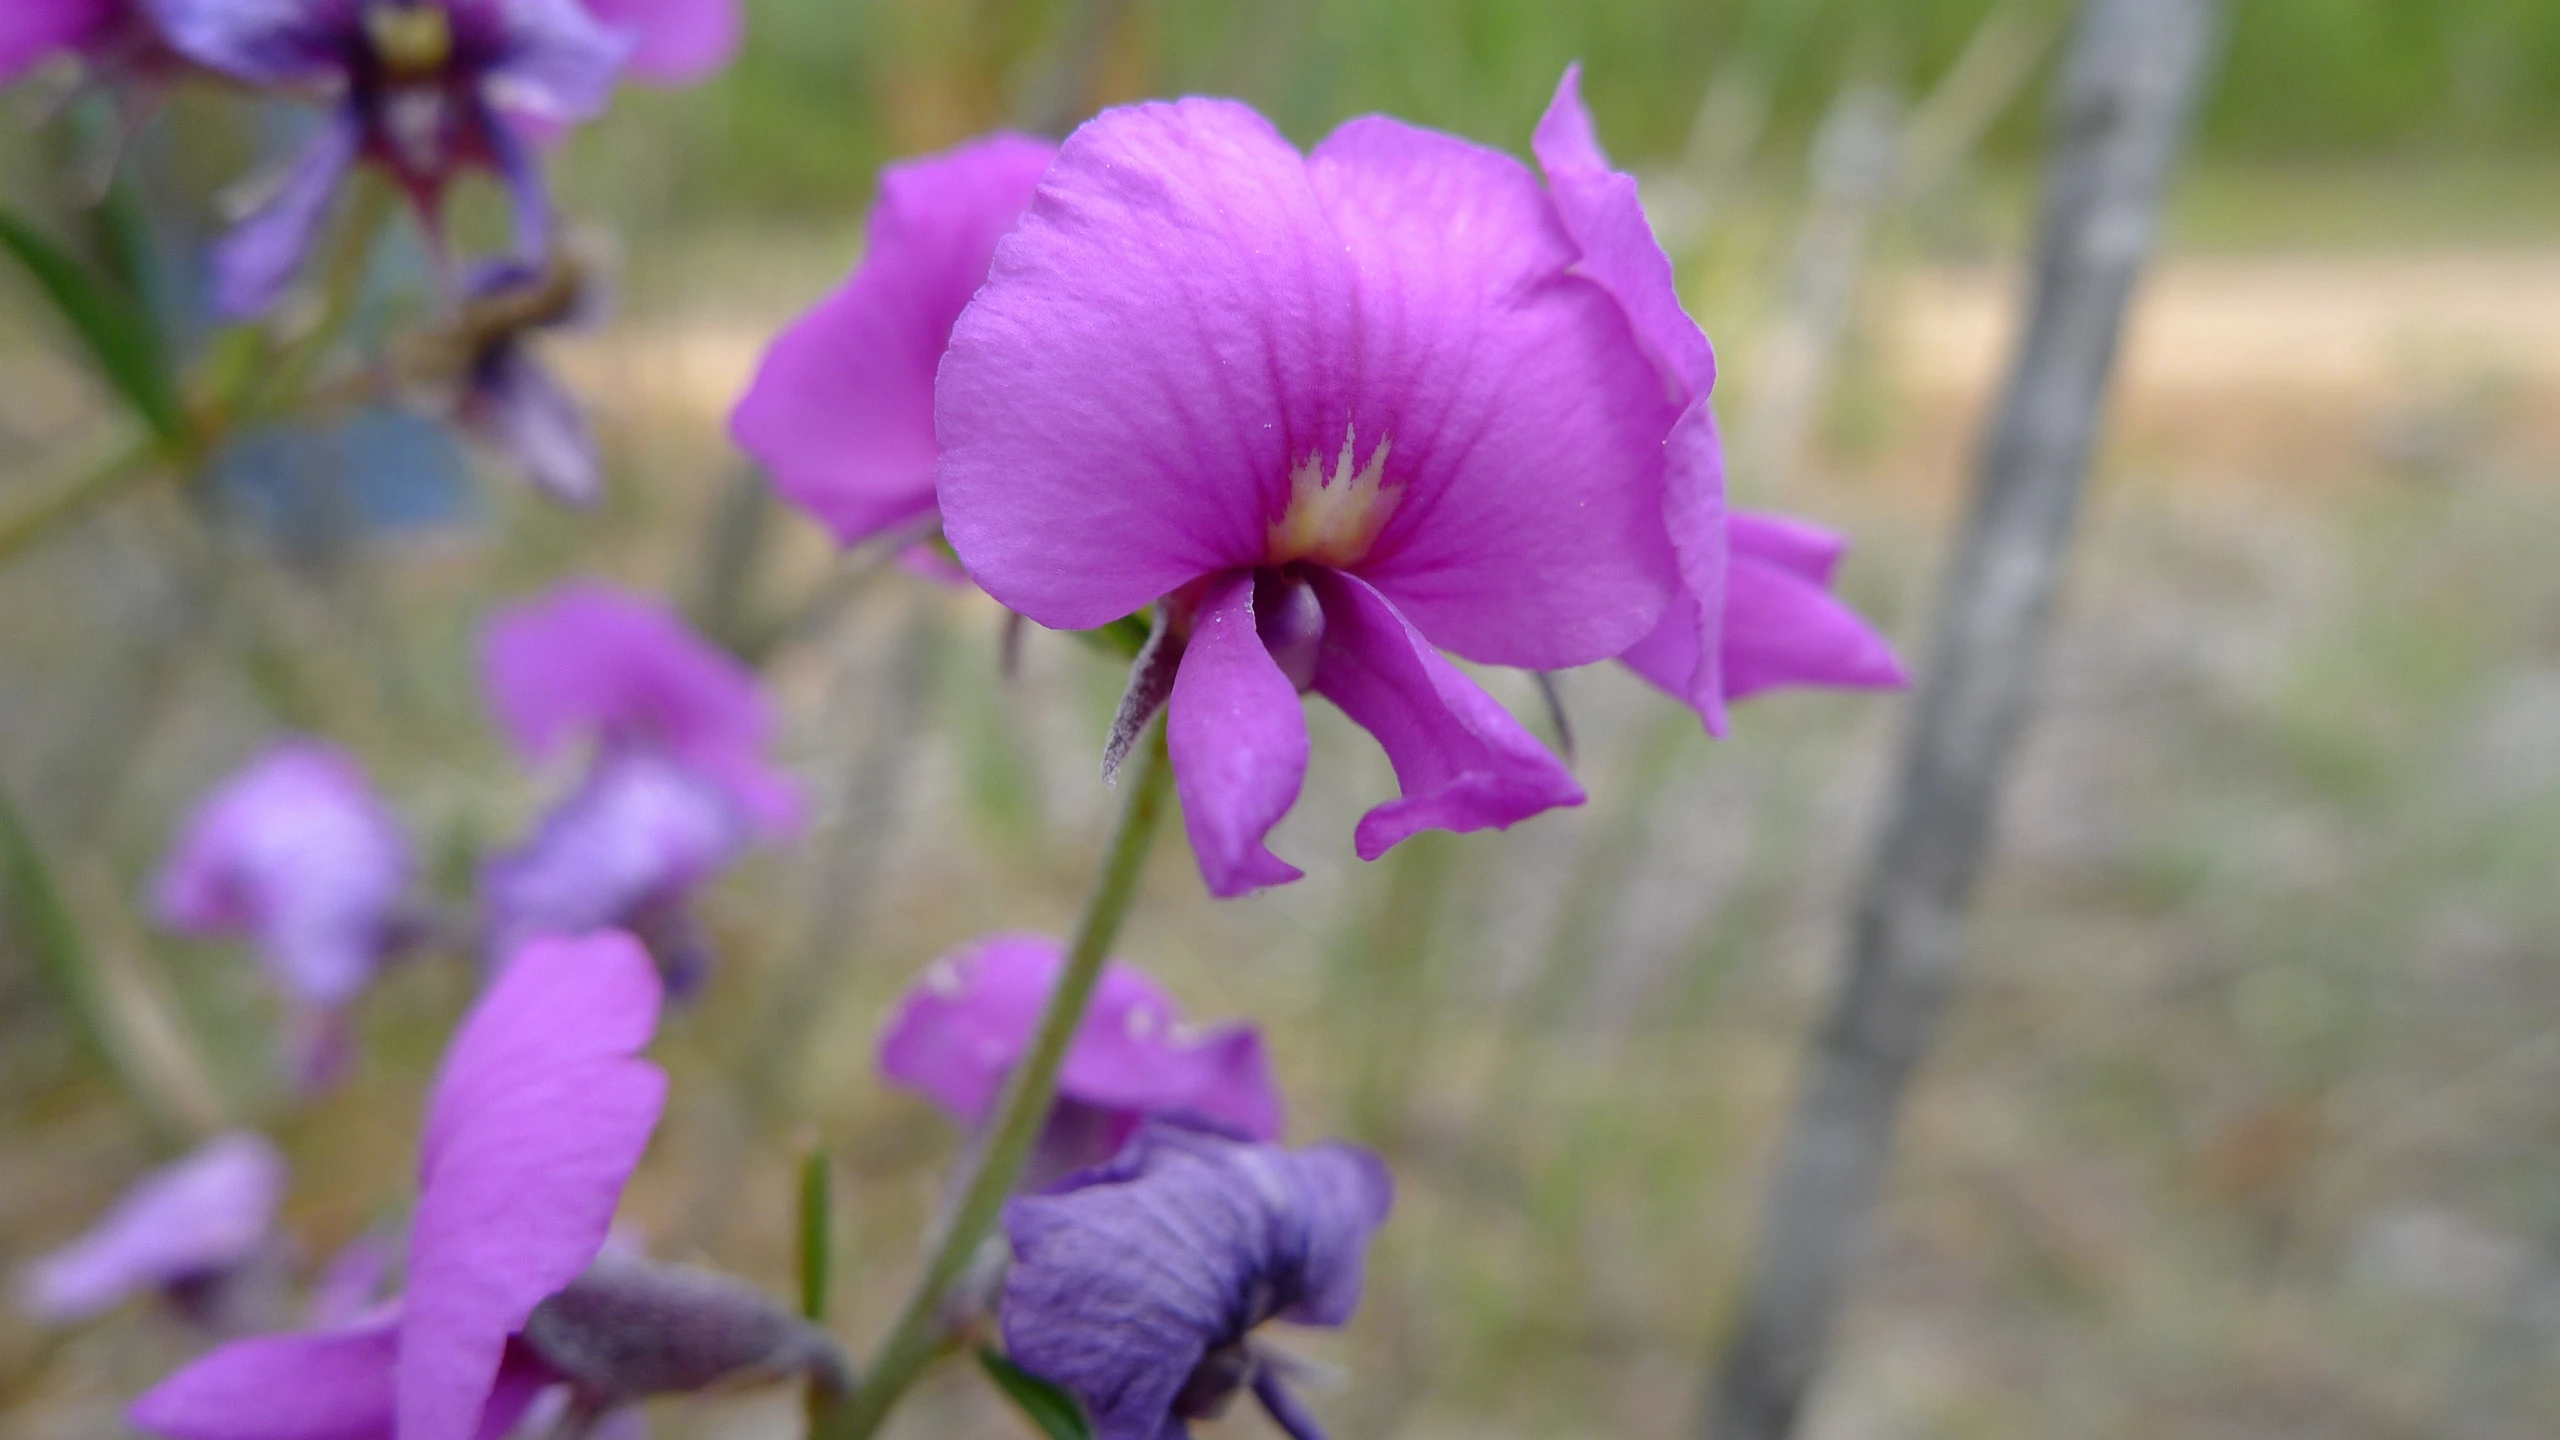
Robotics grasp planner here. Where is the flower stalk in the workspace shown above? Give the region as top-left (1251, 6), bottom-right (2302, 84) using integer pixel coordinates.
top-left (821, 715), bottom-right (1174, 1440)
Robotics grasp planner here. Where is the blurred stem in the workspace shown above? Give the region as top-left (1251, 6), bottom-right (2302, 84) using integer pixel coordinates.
top-left (257, 178), bottom-right (395, 418)
top-left (0, 438), bottom-right (161, 568)
top-left (819, 718), bottom-right (1174, 1440)
top-left (800, 1142), bottom-right (836, 1432)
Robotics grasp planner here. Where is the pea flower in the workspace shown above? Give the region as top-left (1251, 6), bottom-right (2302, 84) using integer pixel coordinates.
top-left (880, 932), bottom-right (1283, 1186)
top-left (1529, 66), bottom-right (1903, 720)
top-left (153, 739), bottom-right (413, 1087)
top-left (146, 0), bottom-right (630, 319)
top-left (732, 132), bottom-right (1056, 553)
top-left (939, 96), bottom-right (1716, 896)
top-left (1002, 1121), bottom-right (1392, 1440)
top-left (576, 0), bottom-right (736, 86)
top-left (130, 932), bottom-right (671, 1440)
top-left (17, 1132), bottom-right (286, 1328)
top-left (478, 580), bottom-right (801, 991)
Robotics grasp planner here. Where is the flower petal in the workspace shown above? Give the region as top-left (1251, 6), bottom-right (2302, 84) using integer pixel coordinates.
top-left (1531, 63), bottom-right (1717, 402)
top-left (577, 0), bottom-right (738, 84)
top-left (152, 740), bottom-right (410, 1009)
top-left (877, 932), bottom-right (1284, 1141)
top-left (144, 0), bottom-right (353, 86)
top-left (1304, 572), bottom-right (1582, 860)
top-left (466, 347), bottom-right (601, 506)
top-left (1301, 115), bottom-right (1680, 668)
top-left (733, 133), bottom-right (1055, 549)
top-left (479, 579), bottom-right (801, 832)
top-left (129, 1317), bottom-right (399, 1440)
top-left (486, 0), bottom-right (631, 125)
top-left (480, 751), bottom-right (749, 958)
top-left (19, 1133), bottom-right (285, 1324)
top-left (1168, 570), bottom-right (1309, 896)
top-left (400, 932), bottom-right (666, 1440)
top-left (0, 0), bottom-right (116, 83)
top-left (212, 108), bottom-right (359, 320)
top-left (1618, 509), bottom-right (1906, 705)
top-left (938, 99), bottom-right (1360, 629)
top-left (1000, 1123), bottom-right (1391, 1440)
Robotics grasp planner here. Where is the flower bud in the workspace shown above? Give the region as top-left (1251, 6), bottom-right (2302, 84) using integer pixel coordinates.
top-left (521, 1254), bottom-right (849, 1405)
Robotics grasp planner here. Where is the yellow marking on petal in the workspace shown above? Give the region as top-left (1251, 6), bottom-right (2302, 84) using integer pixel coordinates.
top-left (366, 3), bottom-right (453, 78)
top-left (1267, 427), bottom-right (1400, 568)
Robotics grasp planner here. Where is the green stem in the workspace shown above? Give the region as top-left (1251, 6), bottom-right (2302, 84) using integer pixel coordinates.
top-left (0, 439), bottom-right (161, 568)
top-left (819, 718), bottom-right (1175, 1440)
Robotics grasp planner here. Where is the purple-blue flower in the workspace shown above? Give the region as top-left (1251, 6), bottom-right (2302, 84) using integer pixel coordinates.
top-left (880, 933), bottom-right (1284, 1185)
top-left (146, 0), bottom-right (630, 318)
top-left (16, 1132), bottom-right (285, 1327)
top-left (1002, 1121), bottom-right (1392, 1440)
top-left (153, 739), bottom-right (412, 1086)
top-left (477, 580), bottom-right (801, 989)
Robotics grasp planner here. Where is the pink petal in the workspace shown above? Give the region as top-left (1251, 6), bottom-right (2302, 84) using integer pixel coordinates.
top-left (1656, 398), bottom-right (1731, 731)
top-left (1618, 511), bottom-right (1905, 706)
top-left (1167, 571), bottom-right (1309, 896)
top-left (878, 933), bottom-right (1284, 1140)
top-left (479, 580), bottom-right (801, 833)
top-left (734, 133), bottom-right (1055, 549)
top-left (400, 933), bottom-right (666, 1440)
top-left (20, 1132), bottom-right (285, 1324)
top-left (129, 1319), bottom-right (400, 1440)
top-left (939, 101), bottom-right (1357, 630)
top-left (1730, 509), bottom-right (1849, 585)
top-left (578, 0), bottom-right (738, 84)
top-left (1531, 63), bottom-right (1717, 401)
top-left (1307, 572), bottom-right (1583, 860)
top-left (0, 0), bottom-right (114, 82)
top-left (1299, 114), bottom-right (1680, 668)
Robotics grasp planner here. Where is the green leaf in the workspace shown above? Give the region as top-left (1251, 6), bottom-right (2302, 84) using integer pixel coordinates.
top-left (975, 1348), bottom-right (1095, 1440)
top-left (0, 787), bottom-right (149, 1127)
top-left (0, 204), bottom-right (188, 446)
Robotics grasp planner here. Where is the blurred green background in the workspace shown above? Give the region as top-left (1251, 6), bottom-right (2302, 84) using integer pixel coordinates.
top-left (7, 1), bottom-right (2560, 1438)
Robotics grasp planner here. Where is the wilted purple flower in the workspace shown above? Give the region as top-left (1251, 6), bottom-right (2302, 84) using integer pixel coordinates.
top-left (454, 256), bottom-right (603, 506)
top-left (153, 739), bottom-right (412, 1085)
top-left (1530, 67), bottom-right (1903, 721)
top-left (147, 0), bottom-right (630, 319)
top-left (732, 132), bottom-right (1055, 552)
top-left (478, 581), bottom-right (800, 987)
top-left (17, 1132), bottom-right (285, 1327)
top-left (1002, 1122), bottom-right (1392, 1440)
top-left (880, 933), bottom-right (1283, 1184)
top-left (938, 96), bottom-right (1713, 897)
top-left (130, 931), bottom-right (670, 1440)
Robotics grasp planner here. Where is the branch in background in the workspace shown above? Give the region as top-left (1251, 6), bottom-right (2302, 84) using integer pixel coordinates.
top-left (1706, 2), bottom-right (2224, 1437)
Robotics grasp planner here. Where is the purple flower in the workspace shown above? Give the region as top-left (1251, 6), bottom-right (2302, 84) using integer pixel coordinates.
top-left (130, 931), bottom-right (669, 1440)
top-left (1001, 1122), bottom-right (1393, 1440)
top-left (154, 739), bottom-right (412, 1083)
top-left (880, 933), bottom-right (1283, 1184)
top-left (17, 1132), bottom-right (285, 1327)
top-left (1529, 67), bottom-right (1903, 721)
top-left (478, 581), bottom-right (800, 986)
top-left (937, 96), bottom-right (1707, 896)
top-left (1, 0), bottom-right (123, 83)
top-left (575, 0), bottom-right (734, 85)
top-left (455, 256), bottom-right (603, 506)
top-left (148, 0), bottom-right (631, 318)
top-left (732, 132), bottom-right (1056, 552)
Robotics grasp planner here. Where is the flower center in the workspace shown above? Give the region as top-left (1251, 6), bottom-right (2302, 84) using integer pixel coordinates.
top-left (365, 3), bottom-right (453, 79)
top-left (1267, 427), bottom-right (1398, 569)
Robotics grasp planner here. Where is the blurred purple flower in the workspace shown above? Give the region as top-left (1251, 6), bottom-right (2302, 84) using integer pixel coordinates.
top-left (478, 581), bottom-right (800, 988)
top-left (880, 933), bottom-right (1283, 1185)
top-left (938, 98), bottom-right (1713, 896)
top-left (575, 0), bottom-right (735, 85)
top-left (731, 131), bottom-right (1055, 552)
top-left (130, 931), bottom-right (669, 1440)
top-left (1530, 66), bottom-right (1903, 721)
top-left (1002, 1122), bottom-right (1392, 1440)
top-left (455, 257), bottom-right (603, 506)
top-left (146, 0), bottom-right (631, 318)
top-left (154, 739), bottom-right (412, 1086)
top-left (17, 1132), bottom-right (285, 1327)
top-left (0, 0), bottom-right (145, 84)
